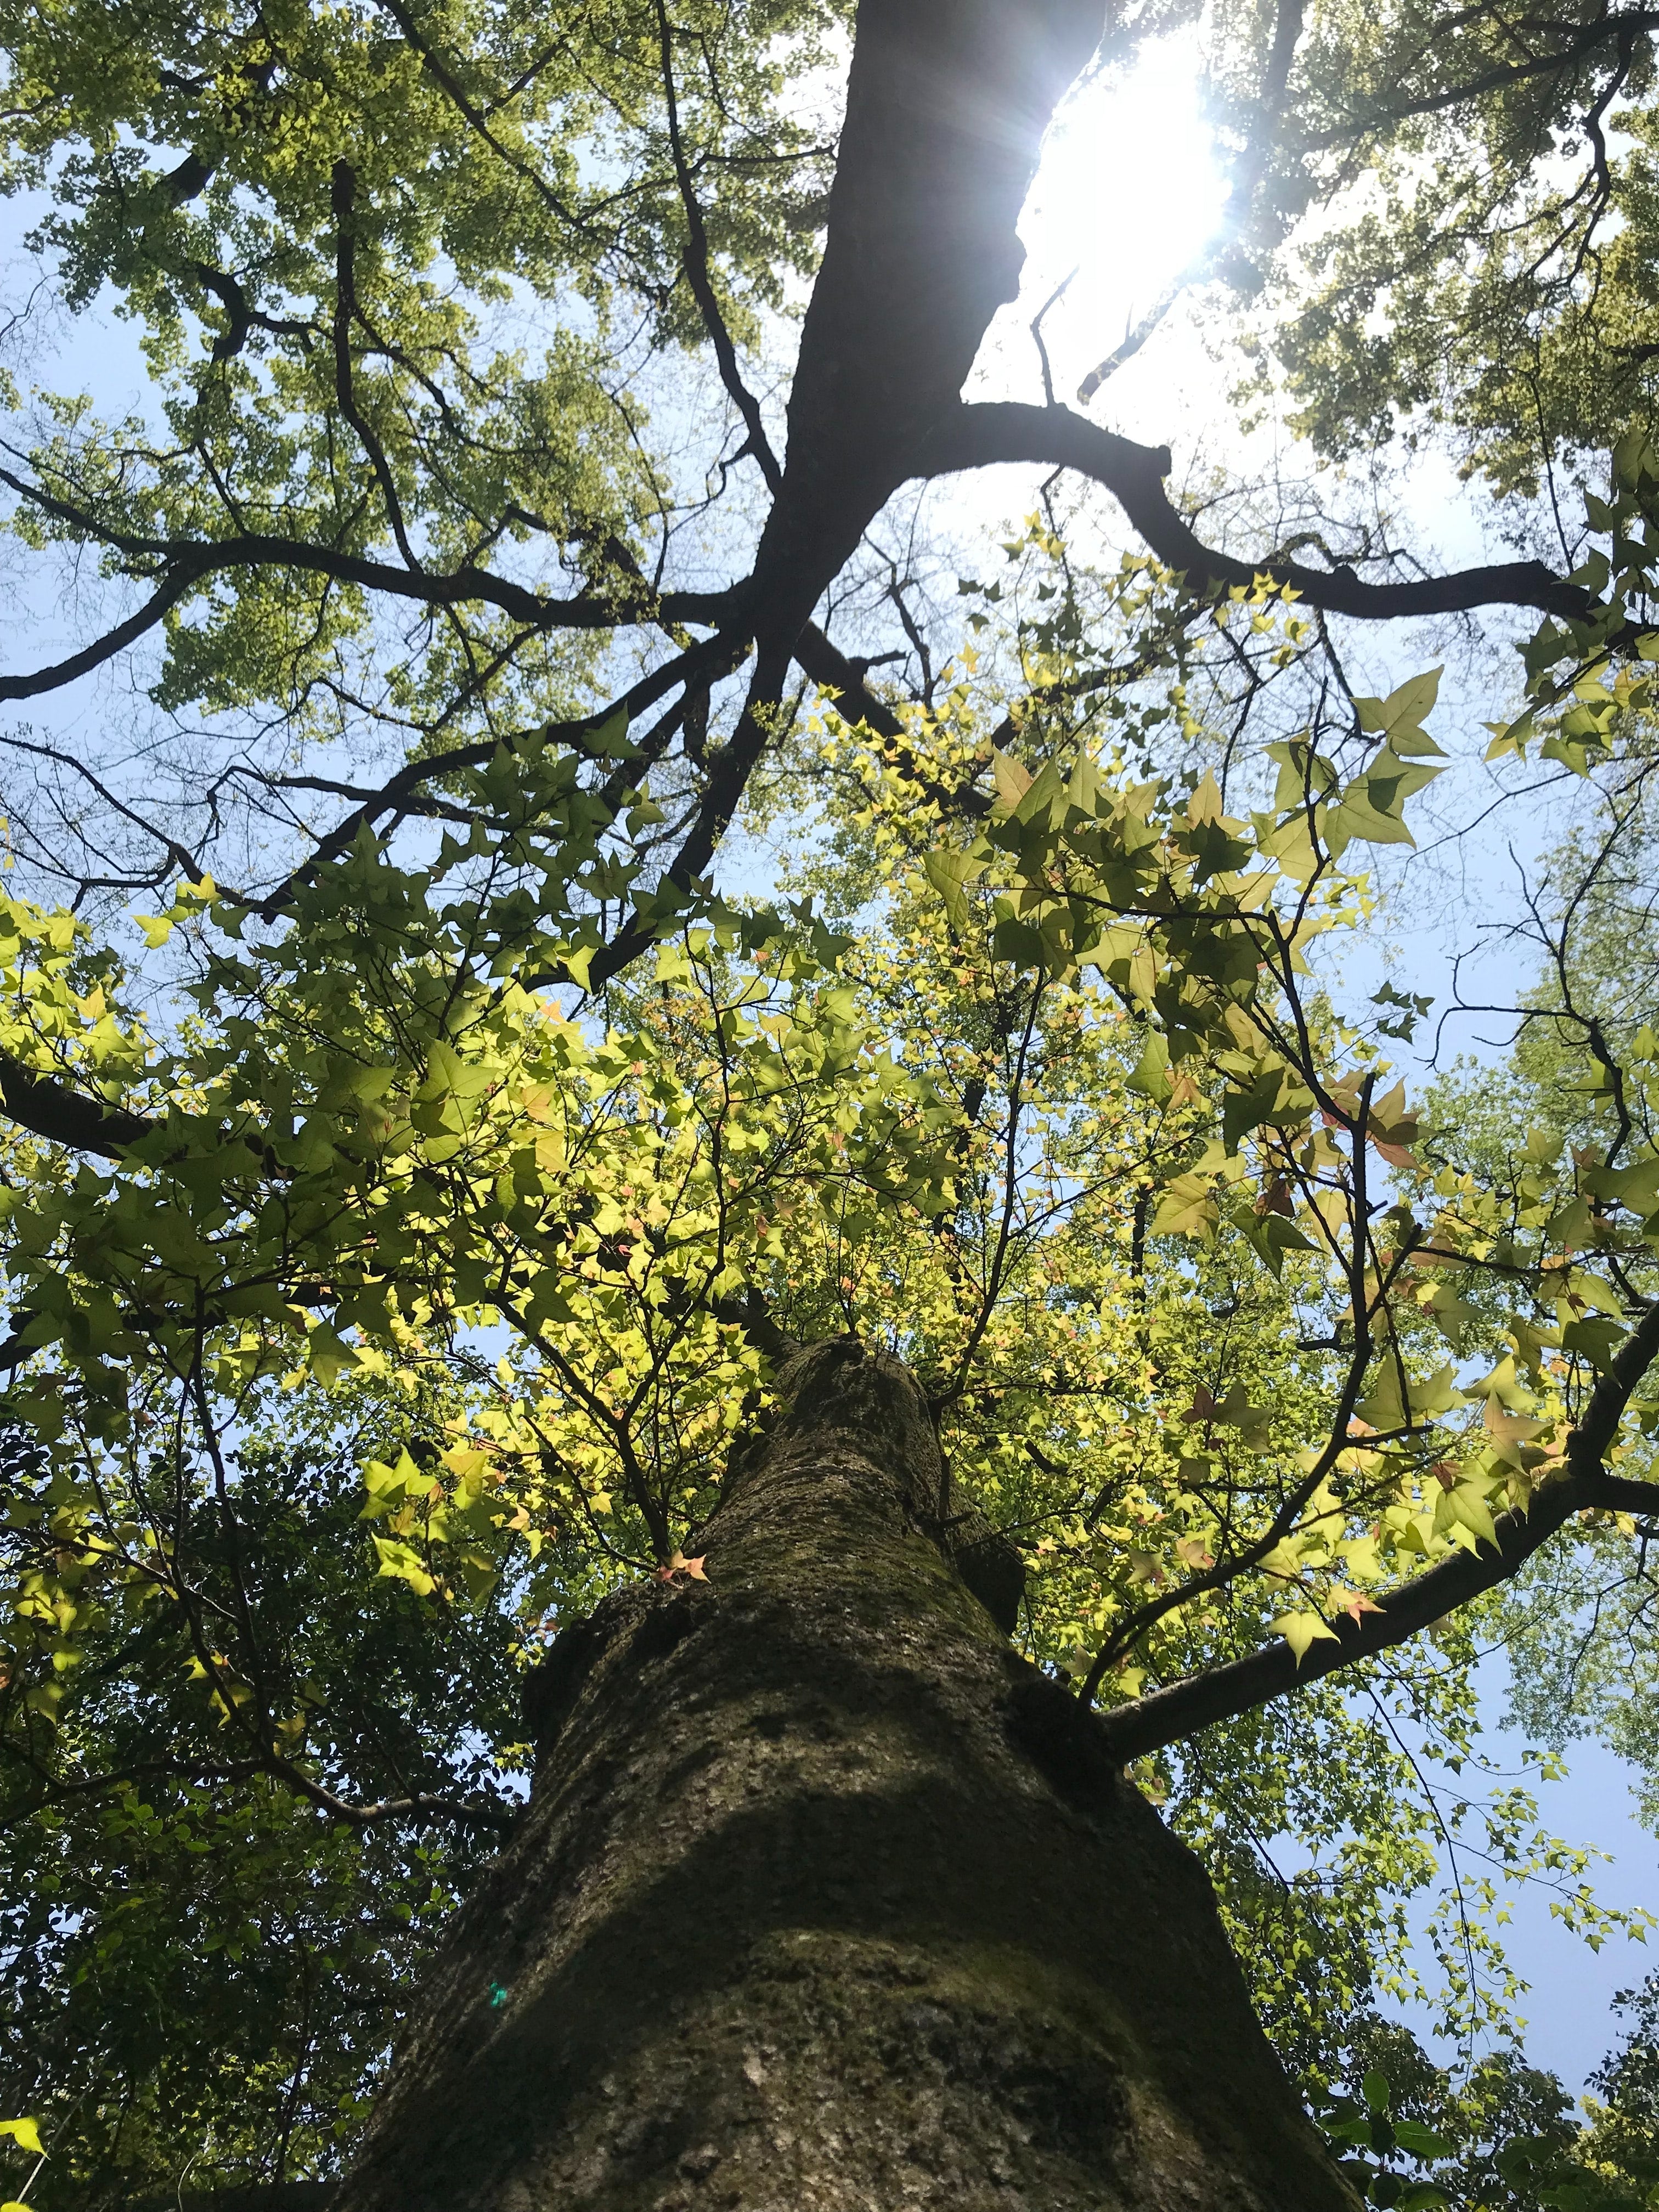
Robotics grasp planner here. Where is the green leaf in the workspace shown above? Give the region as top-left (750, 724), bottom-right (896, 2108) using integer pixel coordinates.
top-left (1408, 1362), bottom-right (1466, 1418)
top-left (991, 748), bottom-right (1032, 815)
top-left (1223, 1069), bottom-right (1293, 1154)
top-left (1561, 1314), bottom-right (1625, 1374)
top-left (1126, 1030), bottom-right (1171, 1098)
top-left (1152, 1172), bottom-right (1221, 1241)
top-left (1013, 759), bottom-right (1066, 827)
top-left (1325, 785), bottom-right (1416, 856)
top-left (0, 2121), bottom-right (42, 2157)
top-left (371, 1537), bottom-right (437, 1599)
top-left (1447, 1481), bottom-right (1498, 1546)
top-left (923, 848), bottom-right (984, 930)
top-left (1357, 1364), bottom-right (1406, 1433)
top-left (587, 705), bottom-right (635, 759)
top-left (304, 1324), bottom-right (361, 1388)
top-left (1355, 668), bottom-right (1444, 754)
top-left (1586, 1155), bottom-right (1659, 1215)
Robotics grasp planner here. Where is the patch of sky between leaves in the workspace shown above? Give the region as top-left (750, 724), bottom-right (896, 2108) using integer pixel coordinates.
top-left (1401, 1658), bottom-right (1654, 2099)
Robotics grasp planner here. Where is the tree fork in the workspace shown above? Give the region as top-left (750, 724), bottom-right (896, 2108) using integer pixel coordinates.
top-left (337, 1342), bottom-right (1353, 2211)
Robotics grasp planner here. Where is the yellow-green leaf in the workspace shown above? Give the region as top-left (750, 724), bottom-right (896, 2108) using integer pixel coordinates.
top-left (1272, 1611), bottom-right (1340, 1664)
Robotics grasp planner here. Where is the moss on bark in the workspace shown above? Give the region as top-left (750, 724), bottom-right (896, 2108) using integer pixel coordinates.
top-left (338, 1342), bottom-right (1356, 2210)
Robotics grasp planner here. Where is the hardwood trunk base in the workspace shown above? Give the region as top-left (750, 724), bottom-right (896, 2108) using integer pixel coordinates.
top-left (338, 1344), bottom-right (1356, 2211)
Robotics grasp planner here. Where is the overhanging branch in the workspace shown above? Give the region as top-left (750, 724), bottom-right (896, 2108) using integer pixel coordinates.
top-left (912, 403), bottom-right (1593, 624)
top-left (791, 621), bottom-right (905, 738)
top-left (1097, 1302), bottom-right (1659, 1763)
top-left (1293, 11), bottom-right (1659, 154)
top-left (0, 568), bottom-right (199, 701)
top-left (0, 1050), bottom-right (154, 1159)
top-left (0, 464), bottom-right (735, 649)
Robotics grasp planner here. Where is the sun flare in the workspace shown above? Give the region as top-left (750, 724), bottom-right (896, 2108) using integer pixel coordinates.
top-left (1014, 33), bottom-right (1228, 394)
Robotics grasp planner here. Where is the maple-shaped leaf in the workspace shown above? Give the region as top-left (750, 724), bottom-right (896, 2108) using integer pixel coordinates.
top-left (1255, 1177), bottom-right (1294, 1218)
top-left (1372, 1138), bottom-right (1418, 1170)
top-left (1365, 1080), bottom-right (1421, 1169)
top-left (656, 1551), bottom-right (709, 1584)
top-left (1273, 1611), bottom-right (1340, 1664)
top-left (1212, 1381), bottom-right (1272, 1438)
top-left (1484, 1403), bottom-right (1546, 1447)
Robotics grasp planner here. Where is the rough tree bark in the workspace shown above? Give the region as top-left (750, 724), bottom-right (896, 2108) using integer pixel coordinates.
top-left (337, 1344), bottom-right (1354, 2210)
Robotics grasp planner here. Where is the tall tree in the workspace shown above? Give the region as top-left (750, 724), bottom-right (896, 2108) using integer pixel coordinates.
top-left (4, 0), bottom-right (1659, 2207)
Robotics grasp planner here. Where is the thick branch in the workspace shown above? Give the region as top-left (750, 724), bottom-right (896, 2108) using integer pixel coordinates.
top-left (746, 0), bottom-right (1108, 647)
top-left (573, 0), bottom-right (1115, 994)
top-left (0, 1050), bottom-right (154, 1159)
top-left (791, 620), bottom-right (905, 738)
top-left (0, 568), bottom-right (198, 699)
top-left (586, 643), bottom-right (789, 988)
top-left (1098, 1303), bottom-right (1659, 1763)
top-left (708, 1288), bottom-right (803, 1365)
top-left (912, 403), bottom-right (1593, 624)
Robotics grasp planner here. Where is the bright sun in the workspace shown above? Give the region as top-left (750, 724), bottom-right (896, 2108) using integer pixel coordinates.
top-left (1000, 32), bottom-right (1228, 400)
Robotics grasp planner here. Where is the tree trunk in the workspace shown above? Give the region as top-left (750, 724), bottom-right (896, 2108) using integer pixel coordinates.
top-left (749, 0), bottom-right (1108, 638)
top-left (337, 1342), bottom-right (1355, 2211)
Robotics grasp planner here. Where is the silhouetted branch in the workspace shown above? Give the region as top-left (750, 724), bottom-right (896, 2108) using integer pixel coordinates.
top-left (0, 1050), bottom-right (154, 1159)
top-left (0, 568), bottom-right (198, 700)
top-left (913, 403), bottom-right (1594, 623)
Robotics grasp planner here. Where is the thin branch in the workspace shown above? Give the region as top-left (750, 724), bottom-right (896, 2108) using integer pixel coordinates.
top-left (656, 0), bottom-right (782, 492)
top-left (369, 0), bottom-right (585, 231)
top-left (330, 162), bottom-right (421, 571)
top-left (1293, 10), bottom-right (1659, 154)
top-left (1031, 267), bottom-right (1077, 409)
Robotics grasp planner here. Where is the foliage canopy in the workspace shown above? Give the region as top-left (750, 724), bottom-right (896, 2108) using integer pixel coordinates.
top-left (2, 0), bottom-right (1659, 2203)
